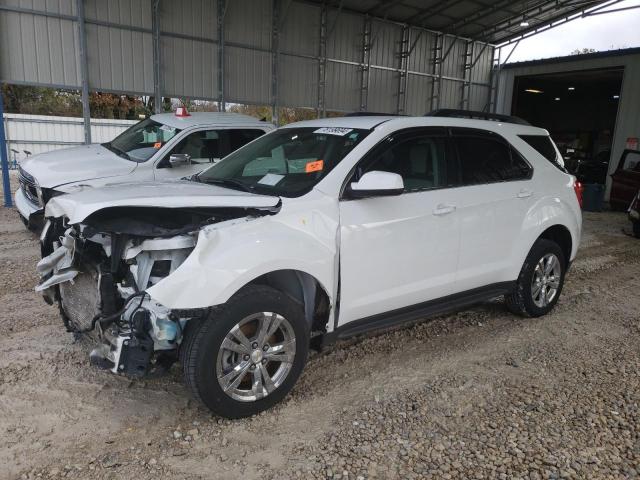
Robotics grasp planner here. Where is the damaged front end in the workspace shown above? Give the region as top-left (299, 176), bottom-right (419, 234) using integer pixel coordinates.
top-left (37, 204), bottom-right (276, 377)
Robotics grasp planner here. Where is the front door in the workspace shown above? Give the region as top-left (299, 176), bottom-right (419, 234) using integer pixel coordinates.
top-left (610, 149), bottom-right (640, 208)
top-left (338, 128), bottom-right (461, 326)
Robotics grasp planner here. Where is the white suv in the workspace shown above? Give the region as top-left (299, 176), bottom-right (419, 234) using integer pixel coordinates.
top-left (16, 110), bottom-right (273, 229)
top-left (37, 111), bottom-right (582, 418)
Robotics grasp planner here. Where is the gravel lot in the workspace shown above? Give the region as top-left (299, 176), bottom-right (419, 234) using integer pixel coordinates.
top-left (1, 171), bottom-right (639, 480)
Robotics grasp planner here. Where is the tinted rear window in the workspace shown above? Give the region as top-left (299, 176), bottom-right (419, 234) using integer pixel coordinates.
top-left (519, 135), bottom-right (566, 172)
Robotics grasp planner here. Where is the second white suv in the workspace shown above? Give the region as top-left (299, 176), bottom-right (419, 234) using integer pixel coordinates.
top-left (37, 110), bottom-right (582, 418)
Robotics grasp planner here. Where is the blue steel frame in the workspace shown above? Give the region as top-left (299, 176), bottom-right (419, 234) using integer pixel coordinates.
top-left (0, 89), bottom-right (12, 208)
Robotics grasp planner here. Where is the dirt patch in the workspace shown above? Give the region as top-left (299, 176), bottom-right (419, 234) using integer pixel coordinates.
top-left (1, 175), bottom-right (639, 479)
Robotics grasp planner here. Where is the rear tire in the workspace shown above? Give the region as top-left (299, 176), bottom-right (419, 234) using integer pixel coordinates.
top-left (181, 285), bottom-right (308, 418)
top-left (505, 239), bottom-right (566, 317)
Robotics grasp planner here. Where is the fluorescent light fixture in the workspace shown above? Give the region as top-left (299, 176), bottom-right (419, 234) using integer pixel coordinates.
top-left (555, 97), bottom-right (561, 101)
top-left (613, 94), bottom-right (620, 99)
top-left (520, 20), bottom-right (530, 26)
top-left (524, 88), bottom-right (543, 94)
top-left (568, 87), bottom-right (575, 91)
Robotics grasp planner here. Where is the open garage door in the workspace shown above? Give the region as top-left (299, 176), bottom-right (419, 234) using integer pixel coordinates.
top-left (511, 68), bottom-right (624, 185)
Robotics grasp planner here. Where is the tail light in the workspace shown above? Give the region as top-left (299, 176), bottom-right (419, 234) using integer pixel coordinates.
top-left (573, 180), bottom-right (584, 208)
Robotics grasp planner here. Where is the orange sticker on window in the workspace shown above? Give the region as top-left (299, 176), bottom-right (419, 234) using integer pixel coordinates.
top-left (153, 142), bottom-right (162, 149)
top-left (305, 159), bottom-right (324, 173)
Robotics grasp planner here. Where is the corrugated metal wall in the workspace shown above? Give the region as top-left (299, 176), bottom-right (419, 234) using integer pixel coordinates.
top-left (495, 50), bottom-right (640, 199)
top-left (2, 113), bottom-right (135, 158)
top-left (0, 0), bottom-right (495, 115)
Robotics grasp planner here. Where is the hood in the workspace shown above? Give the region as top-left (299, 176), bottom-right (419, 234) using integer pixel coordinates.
top-left (20, 144), bottom-right (137, 188)
top-left (45, 180), bottom-right (281, 224)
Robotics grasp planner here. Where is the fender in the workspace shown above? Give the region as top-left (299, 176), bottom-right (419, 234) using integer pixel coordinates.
top-left (506, 193), bottom-right (581, 281)
top-left (147, 196), bottom-right (339, 310)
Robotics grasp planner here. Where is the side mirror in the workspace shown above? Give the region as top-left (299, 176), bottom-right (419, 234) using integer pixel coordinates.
top-left (169, 153), bottom-right (191, 167)
top-left (348, 171), bottom-right (404, 198)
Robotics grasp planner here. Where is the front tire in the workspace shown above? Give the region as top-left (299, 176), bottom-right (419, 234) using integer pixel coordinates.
top-left (505, 239), bottom-right (566, 317)
top-left (181, 285), bottom-right (309, 418)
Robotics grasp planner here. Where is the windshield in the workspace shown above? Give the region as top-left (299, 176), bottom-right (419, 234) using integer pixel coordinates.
top-left (197, 127), bottom-right (370, 197)
top-left (103, 118), bottom-right (181, 163)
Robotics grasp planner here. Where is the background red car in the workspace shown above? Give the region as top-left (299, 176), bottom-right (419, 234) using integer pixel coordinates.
top-left (610, 149), bottom-right (640, 210)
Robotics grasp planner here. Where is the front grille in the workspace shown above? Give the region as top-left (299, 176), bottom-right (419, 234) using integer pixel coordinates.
top-left (18, 166), bottom-right (41, 207)
top-left (60, 270), bottom-right (101, 331)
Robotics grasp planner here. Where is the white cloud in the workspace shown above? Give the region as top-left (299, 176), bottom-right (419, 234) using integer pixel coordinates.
top-left (504, 0), bottom-right (640, 63)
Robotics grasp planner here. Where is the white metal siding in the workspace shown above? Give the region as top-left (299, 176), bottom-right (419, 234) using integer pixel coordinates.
top-left (3, 113), bottom-right (136, 158)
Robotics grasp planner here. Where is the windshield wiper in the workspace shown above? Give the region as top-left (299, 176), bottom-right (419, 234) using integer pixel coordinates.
top-left (102, 142), bottom-right (131, 161)
top-left (203, 178), bottom-right (256, 193)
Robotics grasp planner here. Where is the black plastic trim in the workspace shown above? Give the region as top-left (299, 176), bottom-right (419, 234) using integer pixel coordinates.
top-left (322, 281), bottom-right (515, 346)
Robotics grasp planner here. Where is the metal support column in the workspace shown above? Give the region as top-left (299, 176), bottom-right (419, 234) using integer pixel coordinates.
top-left (271, 0), bottom-right (280, 126)
top-left (0, 86), bottom-right (12, 207)
top-left (487, 46), bottom-right (501, 113)
top-left (217, 0), bottom-right (226, 112)
top-left (76, 0), bottom-right (91, 144)
top-left (316, 2), bottom-right (327, 118)
top-left (359, 16), bottom-right (372, 112)
top-left (396, 25), bottom-right (410, 114)
top-left (151, 0), bottom-right (162, 114)
top-left (429, 33), bottom-right (443, 111)
top-left (460, 40), bottom-right (473, 110)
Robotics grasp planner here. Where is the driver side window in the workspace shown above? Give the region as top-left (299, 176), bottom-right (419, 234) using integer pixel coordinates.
top-left (354, 131), bottom-right (452, 192)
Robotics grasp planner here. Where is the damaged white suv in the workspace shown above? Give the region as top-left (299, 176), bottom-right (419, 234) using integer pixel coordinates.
top-left (37, 111), bottom-right (582, 418)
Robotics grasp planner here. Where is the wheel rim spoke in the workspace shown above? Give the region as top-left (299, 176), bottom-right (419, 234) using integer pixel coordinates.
top-left (217, 312), bottom-right (296, 403)
top-left (530, 253), bottom-right (562, 308)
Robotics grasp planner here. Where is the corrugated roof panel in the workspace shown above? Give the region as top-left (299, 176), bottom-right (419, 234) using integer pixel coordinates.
top-left (324, 61), bottom-right (360, 112)
top-left (406, 29), bottom-right (436, 75)
top-left (86, 23), bottom-right (153, 94)
top-left (278, 55), bottom-right (317, 108)
top-left (405, 74), bottom-right (433, 115)
top-left (325, 11), bottom-right (362, 63)
top-left (161, 36), bottom-right (217, 99)
top-left (160, 0), bottom-right (216, 40)
top-left (367, 68), bottom-right (397, 113)
top-left (280, 1), bottom-right (320, 57)
top-left (84, 0), bottom-right (151, 29)
top-left (225, 45), bottom-right (271, 104)
top-left (225, 0), bottom-right (272, 50)
top-left (369, 20), bottom-right (401, 69)
top-left (0, 10), bottom-right (80, 87)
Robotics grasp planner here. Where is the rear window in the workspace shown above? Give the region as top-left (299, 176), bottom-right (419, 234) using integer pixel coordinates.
top-left (519, 135), bottom-right (566, 172)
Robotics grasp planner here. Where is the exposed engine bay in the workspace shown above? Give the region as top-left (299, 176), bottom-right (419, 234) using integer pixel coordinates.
top-left (37, 205), bottom-right (276, 377)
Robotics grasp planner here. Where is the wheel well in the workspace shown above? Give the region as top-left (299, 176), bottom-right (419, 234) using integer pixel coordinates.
top-left (246, 270), bottom-right (332, 335)
top-left (539, 225), bottom-right (572, 266)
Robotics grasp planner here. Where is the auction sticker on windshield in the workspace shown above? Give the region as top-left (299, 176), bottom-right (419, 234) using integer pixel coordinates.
top-left (258, 173), bottom-right (285, 186)
top-left (313, 127), bottom-right (353, 136)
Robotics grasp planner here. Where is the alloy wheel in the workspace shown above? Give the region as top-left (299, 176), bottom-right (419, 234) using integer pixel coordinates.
top-left (216, 312), bottom-right (296, 402)
top-left (531, 253), bottom-right (562, 308)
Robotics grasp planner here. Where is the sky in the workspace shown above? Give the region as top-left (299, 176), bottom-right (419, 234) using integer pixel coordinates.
top-left (505, 0), bottom-right (640, 63)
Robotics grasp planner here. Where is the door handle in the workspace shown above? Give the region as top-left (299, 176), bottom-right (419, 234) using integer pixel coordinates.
top-left (517, 189), bottom-right (533, 198)
top-left (433, 203), bottom-right (456, 216)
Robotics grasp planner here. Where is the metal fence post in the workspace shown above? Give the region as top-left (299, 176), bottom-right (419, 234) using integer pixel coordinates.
top-left (76, 0), bottom-right (92, 144)
top-left (152, 0), bottom-right (162, 114)
top-left (317, 1), bottom-right (327, 118)
top-left (0, 89), bottom-right (12, 207)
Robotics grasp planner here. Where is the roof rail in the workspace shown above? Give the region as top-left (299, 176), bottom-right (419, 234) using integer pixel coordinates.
top-left (425, 109), bottom-right (530, 126)
top-left (344, 112), bottom-right (405, 117)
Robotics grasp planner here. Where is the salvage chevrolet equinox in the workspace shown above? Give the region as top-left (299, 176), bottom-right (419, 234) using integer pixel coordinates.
top-left (37, 110), bottom-right (582, 418)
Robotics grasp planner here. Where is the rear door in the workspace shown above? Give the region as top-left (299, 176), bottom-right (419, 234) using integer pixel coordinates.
top-left (451, 128), bottom-right (534, 291)
top-left (338, 128), bottom-right (461, 326)
top-left (610, 150), bottom-right (640, 208)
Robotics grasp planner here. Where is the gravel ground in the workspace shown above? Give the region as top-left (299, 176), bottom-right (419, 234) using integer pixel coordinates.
top-left (1, 170), bottom-right (640, 480)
